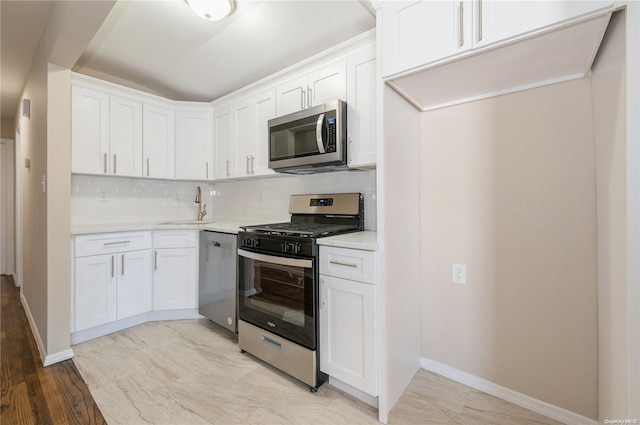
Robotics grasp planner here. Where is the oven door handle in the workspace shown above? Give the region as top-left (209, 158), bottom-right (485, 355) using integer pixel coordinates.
top-left (238, 249), bottom-right (313, 269)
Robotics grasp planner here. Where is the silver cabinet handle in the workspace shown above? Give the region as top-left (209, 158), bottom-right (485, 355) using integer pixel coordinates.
top-left (206, 161), bottom-right (209, 179)
top-left (459, 1), bottom-right (464, 47)
top-left (146, 158), bottom-right (150, 177)
top-left (478, 0), bottom-right (483, 42)
top-left (121, 254), bottom-right (125, 276)
top-left (103, 153), bottom-right (107, 174)
top-left (246, 155), bottom-right (250, 175)
top-left (154, 250), bottom-right (158, 271)
top-left (103, 240), bottom-right (131, 246)
top-left (320, 278), bottom-right (325, 309)
top-left (329, 260), bottom-right (358, 268)
top-left (111, 255), bottom-right (115, 278)
top-left (315, 113), bottom-right (326, 154)
top-left (307, 87), bottom-right (312, 108)
top-left (226, 159), bottom-right (230, 177)
top-left (300, 90), bottom-right (305, 110)
top-left (113, 154), bottom-right (117, 174)
top-left (250, 155), bottom-right (255, 175)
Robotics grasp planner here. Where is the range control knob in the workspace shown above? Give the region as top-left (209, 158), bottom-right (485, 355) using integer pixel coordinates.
top-left (243, 238), bottom-right (260, 248)
top-left (282, 242), bottom-right (301, 254)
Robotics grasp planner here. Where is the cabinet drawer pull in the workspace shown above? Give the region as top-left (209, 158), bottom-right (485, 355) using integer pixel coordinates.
top-left (146, 158), bottom-right (150, 176)
top-left (226, 159), bottom-right (230, 177)
top-left (250, 155), bottom-right (255, 175)
top-left (206, 161), bottom-right (209, 179)
top-left (300, 90), bottom-right (305, 110)
top-left (154, 250), bottom-right (158, 271)
top-left (307, 87), bottom-right (312, 107)
top-left (103, 240), bottom-right (131, 246)
top-left (261, 335), bottom-right (282, 349)
top-left (329, 260), bottom-right (358, 268)
top-left (121, 254), bottom-right (125, 276)
top-left (103, 153), bottom-right (107, 174)
top-left (320, 278), bottom-right (325, 309)
top-left (246, 156), bottom-right (250, 175)
top-left (113, 154), bottom-right (117, 174)
top-left (111, 255), bottom-right (115, 278)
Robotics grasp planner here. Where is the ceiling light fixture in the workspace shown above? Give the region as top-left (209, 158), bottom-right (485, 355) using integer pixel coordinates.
top-left (186, 0), bottom-right (234, 21)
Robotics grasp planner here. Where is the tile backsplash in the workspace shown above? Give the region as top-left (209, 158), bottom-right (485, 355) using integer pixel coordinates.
top-left (71, 170), bottom-right (377, 230)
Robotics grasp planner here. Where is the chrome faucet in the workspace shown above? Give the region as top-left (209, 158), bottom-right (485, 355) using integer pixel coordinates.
top-left (195, 186), bottom-right (207, 221)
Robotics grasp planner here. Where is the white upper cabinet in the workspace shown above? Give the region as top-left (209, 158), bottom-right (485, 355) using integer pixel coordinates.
top-left (276, 61), bottom-right (347, 116)
top-left (347, 46), bottom-right (377, 168)
top-left (381, 1), bottom-right (472, 78)
top-left (143, 103), bottom-right (175, 179)
top-left (72, 86), bottom-right (110, 175)
top-left (228, 88), bottom-right (277, 178)
top-left (212, 103), bottom-right (232, 180)
top-left (175, 107), bottom-right (213, 180)
top-left (381, 0), bottom-right (614, 79)
top-left (475, 0), bottom-right (614, 48)
top-left (109, 95), bottom-right (143, 177)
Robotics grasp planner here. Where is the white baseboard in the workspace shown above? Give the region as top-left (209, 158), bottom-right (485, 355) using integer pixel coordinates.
top-left (44, 349), bottom-right (74, 366)
top-left (20, 293), bottom-right (47, 364)
top-left (421, 358), bottom-right (597, 425)
top-left (71, 309), bottom-right (204, 345)
top-left (328, 376), bottom-right (378, 409)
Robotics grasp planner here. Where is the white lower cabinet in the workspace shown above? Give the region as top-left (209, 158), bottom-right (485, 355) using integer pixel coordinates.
top-left (319, 245), bottom-right (377, 397)
top-left (74, 232), bottom-right (152, 332)
top-left (153, 230), bottom-right (197, 310)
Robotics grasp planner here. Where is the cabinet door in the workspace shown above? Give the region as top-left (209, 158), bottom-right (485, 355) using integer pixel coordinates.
top-left (231, 99), bottom-right (252, 177)
top-left (116, 250), bottom-right (152, 320)
top-left (319, 275), bottom-right (377, 396)
top-left (381, 0), bottom-right (472, 78)
top-left (143, 104), bottom-right (175, 179)
top-left (175, 109), bottom-right (213, 180)
top-left (474, 0), bottom-right (613, 48)
top-left (153, 248), bottom-right (197, 310)
top-left (109, 96), bottom-right (143, 177)
top-left (347, 47), bottom-right (376, 168)
top-left (276, 75), bottom-right (307, 116)
top-left (72, 86), bottom-right (110, 175)
top-left (251, 89), bottom-right (276, 176)
top-left (212, 104), bottom-right (232, 179)
top-left (307, 61), bottom-right (347, 107)
top-left (75, 254), bottom-right (117, 331)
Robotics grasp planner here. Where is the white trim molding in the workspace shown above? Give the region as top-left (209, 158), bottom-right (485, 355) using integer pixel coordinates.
top-left (44, 349), bottom-right (74, 366)
top-left (421, 357), bottom-right (598, 425)
top-left (21, 293), bottom-right (47, 364)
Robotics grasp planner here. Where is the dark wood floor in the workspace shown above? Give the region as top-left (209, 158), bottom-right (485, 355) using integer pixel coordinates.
top-left (1, 275), bottom-right (107, 425)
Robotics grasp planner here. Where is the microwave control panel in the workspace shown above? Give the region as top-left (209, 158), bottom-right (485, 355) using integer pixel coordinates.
top-left (327, 117), bottom-right (336, 153)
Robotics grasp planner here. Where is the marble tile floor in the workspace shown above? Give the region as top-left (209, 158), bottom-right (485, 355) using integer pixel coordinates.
top-left (72, 319), bottom-right (565, 425)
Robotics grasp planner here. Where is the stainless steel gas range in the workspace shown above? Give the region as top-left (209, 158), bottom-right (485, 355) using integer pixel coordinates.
top-left (237, 193), bottom-right (364, 392)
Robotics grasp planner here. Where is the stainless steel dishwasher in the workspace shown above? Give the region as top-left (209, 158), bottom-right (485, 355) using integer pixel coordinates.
top-left (199, 231), bottom-right (238, 332)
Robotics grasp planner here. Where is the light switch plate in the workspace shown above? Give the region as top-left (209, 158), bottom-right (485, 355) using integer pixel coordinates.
top-left (452, 263), bottom-right (466, 284)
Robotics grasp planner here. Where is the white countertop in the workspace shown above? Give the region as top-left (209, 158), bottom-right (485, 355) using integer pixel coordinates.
top-left (316, 231), bottom-right (378, 251)
top-left (70, 219), bottom-right (267, 236)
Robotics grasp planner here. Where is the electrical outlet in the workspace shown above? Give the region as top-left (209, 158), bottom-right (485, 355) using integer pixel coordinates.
top-left (452, 263), bottom-right (466, 284)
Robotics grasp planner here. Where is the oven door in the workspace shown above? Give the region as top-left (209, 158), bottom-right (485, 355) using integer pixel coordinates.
top-left (238, 249), bottom-right (316, 349)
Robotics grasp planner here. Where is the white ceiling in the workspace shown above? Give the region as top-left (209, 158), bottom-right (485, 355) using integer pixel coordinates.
top-left (0, 0), bottom-right (375, 121)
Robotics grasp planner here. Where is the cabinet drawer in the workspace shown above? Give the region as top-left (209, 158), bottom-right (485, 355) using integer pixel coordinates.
top-left (75, 231), bottom-right (151, 257)
top-left (154, 230), bottom-right (197, 249)
top-left (319, 246), bottom-right (375, 284)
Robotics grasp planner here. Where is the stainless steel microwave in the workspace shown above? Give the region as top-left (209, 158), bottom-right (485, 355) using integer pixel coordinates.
top-left (268, 100), bottom-right (347, 174)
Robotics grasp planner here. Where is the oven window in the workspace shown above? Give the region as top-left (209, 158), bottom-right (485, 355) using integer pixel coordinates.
top-left (239, 255), bottom-right (315, 348)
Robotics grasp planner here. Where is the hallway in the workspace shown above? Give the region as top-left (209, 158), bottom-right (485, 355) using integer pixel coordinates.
top-left (0, 275), bottom-right (106, 425)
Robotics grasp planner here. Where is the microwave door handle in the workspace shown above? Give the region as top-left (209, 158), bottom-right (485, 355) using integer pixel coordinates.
top-left (315, 113), bottom-right (326, 154)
